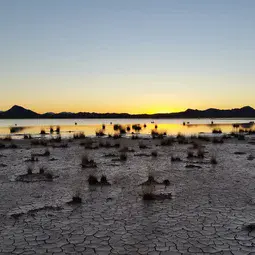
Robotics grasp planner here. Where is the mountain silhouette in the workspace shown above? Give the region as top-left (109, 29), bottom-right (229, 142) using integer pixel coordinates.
top-left (0, 105), bottom-right (255, 119)
top-left (0, 105), bottom-right (39, 118)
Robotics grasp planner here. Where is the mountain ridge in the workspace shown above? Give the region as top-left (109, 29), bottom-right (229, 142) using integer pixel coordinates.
top-left (0, 105), bottom-right (255, 119)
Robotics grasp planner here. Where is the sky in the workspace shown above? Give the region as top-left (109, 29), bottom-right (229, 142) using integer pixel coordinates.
top-left (0, 0), bottom-right (255, 114)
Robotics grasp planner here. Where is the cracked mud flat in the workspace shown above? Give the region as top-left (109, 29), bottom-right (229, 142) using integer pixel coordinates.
top-left (1, 137), bottom-right (255, 254)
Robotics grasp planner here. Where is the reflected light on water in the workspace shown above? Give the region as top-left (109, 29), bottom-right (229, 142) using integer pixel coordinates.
top-left (0, 118), bottom-right (254, 138)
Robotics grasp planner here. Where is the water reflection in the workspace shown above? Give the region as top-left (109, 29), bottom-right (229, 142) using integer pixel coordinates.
top-left (0, 119), bottom-right (254, 138)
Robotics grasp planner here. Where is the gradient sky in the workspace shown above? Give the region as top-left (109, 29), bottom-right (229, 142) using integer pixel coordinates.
top-left (1, 0), bottom-right (255, 113)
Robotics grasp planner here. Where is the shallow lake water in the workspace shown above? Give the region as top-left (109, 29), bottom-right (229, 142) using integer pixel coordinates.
top-left (0, 118), bottom-right (254, 138)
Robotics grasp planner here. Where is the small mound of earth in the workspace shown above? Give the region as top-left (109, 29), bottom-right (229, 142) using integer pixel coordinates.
top-left (15, 173), bottom-right (58, 182)
top-left (185, 164), bottom-right (202, 169)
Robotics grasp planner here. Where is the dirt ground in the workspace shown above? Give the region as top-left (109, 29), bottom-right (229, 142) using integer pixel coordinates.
top-left (0, 135), bottom-right (255, 254)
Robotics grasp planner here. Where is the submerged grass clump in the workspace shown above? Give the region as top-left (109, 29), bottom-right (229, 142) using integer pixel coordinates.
top-left (73, 132), bottom-right (85, 139)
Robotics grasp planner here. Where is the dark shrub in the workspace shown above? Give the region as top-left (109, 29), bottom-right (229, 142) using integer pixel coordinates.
top-left (88, 175), bottom-right (98, 185)
top-left (40, 129), bottom-right (46, 135)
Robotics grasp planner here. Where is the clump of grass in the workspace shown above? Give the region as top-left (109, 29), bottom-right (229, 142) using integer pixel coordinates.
top-left (73, 132), bottom-right (85, 139)
top-left (45, 171), bottom-right (53, 180)
top-left (113, 133), bottom-right (121, 139)
top-left (151, 150), bottom-right (158, 157)
top-left (142, 181), bottom-right (155, 200)
top-left (171, 156), bottom-right (181, 162)
top-left (119, 127), bottom-right (126, 135)
top-left (43, 149), bottom-right (50, 156)
top-left (212, 128), bottom-right (222, 134)
top-left (39, 167), bottom-right (45, 174)
top-left (163, 179), bottom-right (170, 186)
top-left (100, 175), bottom-right (110, 185)
top-left (210, 156), bottom-right (217, 165)
top-left (120, 152), bottom-right (127, 161)
top-left (96, 129), bottom-right (105, 137)
top-left (40, 129), bottom-right (46, 135)
top-left (50, 126), bottom-right (54, 134)
top-left (88, 175), bottom-right (99, 185)
top-left (126, 126), bottom-right (131, 132)
top-left (81, 154), bottom-right (97, 168)
top-left (132, 124), bottom-right (142, 132)
top-left (24, 134), bottom-right (32, 139)
top-left (27, 167), bottom-right (33, 175)
top-left (72, 192), bottom-right (82, 204)
top-left (56, 126), bottom-right (60, 134)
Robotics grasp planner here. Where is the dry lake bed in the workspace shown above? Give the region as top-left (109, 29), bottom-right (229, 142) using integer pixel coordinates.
top-left (1, 134), bottom-right (255, 254)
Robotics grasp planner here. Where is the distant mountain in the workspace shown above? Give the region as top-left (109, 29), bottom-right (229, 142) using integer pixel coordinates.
top-left (1, 105), bottom-right (255, 119)
top-left (0, 105), bottom-right (39, 119)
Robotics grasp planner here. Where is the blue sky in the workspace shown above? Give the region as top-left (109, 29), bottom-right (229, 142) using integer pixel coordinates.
top-left (1, 0), bottom-right (255, 113)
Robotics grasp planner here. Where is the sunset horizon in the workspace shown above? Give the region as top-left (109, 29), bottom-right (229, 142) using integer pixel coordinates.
top-left (1, 1), bottom-right (255, 113)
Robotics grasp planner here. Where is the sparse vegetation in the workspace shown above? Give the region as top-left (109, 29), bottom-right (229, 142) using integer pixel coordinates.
top-left (100, 175), bottom-right (110, 185)
top-left (81, 154), bottom-right (97, 168)
top-left (10, 126), bottom-right (23, 133)
top-left (73, 132), bottom-right (85, 139)
top-left (171, 156), bottom-right (181, 162)
top-left (56, 126), bottom-right (60, 134)
top-left (39, 167), bottom-right (45, 174)
top-left (40, 129), bottom-right (46, 135)
top-left (71, 193), bottom-right (82, 204)
top-left (212, 128), bottom-right (222, 134)
top-left (88, 175), bottom-right (99, 185)
top-left (27, 167), bottom-right (33, 175)
top-left (211, 156), bottom-right (217, 165)
top-left (24, 134), bottom-right (32, 139)
top-left (120, 152), bottom-right (127, 161)
top-left (96, 129), bottom-right (105, 137)
top-left (151, 150), bottom-right (158, 157)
